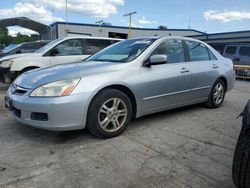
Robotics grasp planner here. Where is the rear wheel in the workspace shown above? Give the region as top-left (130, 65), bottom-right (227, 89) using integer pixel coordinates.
top-left (206, 79), bottom-right (226, 108)
top-left (86, 89), bottom-right (132, 138)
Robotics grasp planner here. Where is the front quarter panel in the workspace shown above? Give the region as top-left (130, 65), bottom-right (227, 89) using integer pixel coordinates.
top-left (71, 63), bottom-right (142, 115)
top-left (10, 56), bottom-right (50, 72)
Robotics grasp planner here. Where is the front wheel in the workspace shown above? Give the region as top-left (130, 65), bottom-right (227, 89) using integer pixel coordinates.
top-left (206, 79), bottom-right (226, 108)
top-left (86, 89), bottom-right (132, 138)
top-left (3, 72), bottom-right (11, 84)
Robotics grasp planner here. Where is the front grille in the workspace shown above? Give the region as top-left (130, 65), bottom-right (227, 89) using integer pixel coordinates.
top-left (13, 107), bottom-right (21, 118)
top-left (31, 112), bottom-right (49, 121)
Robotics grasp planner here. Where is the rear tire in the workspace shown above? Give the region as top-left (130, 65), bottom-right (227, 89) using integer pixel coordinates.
top-left (205, 79), bottom-right (226, 108)
top-left (86, 89), bottom-right (132, 138)
top-left (232, 126), bottom-right (250, 188)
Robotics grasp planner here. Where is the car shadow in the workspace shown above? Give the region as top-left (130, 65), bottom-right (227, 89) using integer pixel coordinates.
top-left (11, 103), bottom-right (207, 145)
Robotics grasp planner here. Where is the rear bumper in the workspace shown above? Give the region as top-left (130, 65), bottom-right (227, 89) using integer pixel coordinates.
top-left (5, 88), bottom-right (92, 131)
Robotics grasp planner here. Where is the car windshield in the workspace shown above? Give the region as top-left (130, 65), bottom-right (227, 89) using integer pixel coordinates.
top-left (35, 38), bottom-right (62, 53)
top-left (2, 44), bottom-right (20, 53)
top-left (86, 38), bottom-right (157, 63)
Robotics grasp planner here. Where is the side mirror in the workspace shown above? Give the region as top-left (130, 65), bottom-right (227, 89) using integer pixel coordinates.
top-left (50, 48), bottom-right (59, 56)
top-left (145, 55), bottom-right (168, 67)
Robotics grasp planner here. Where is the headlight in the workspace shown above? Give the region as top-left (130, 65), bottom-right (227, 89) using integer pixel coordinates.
top-left (30, 78), bottom-right (80, 97)
top-left (1, 60), bottom-right (14, 68)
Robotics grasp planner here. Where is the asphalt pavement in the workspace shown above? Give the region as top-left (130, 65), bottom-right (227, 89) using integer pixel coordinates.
top-left (0, 80), bottom-right (249, 188)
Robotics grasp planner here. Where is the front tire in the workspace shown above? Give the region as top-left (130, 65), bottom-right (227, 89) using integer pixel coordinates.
top-left (206, 79), bottom-right (226, 108)
top-left (86, 89), bottom-right (132, 138)
top-left (3, 72), bottom-right (11, 84)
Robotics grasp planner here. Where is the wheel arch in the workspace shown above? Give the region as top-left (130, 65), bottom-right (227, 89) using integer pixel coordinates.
top-left (218, 76), bottom-right (228, 91)
top-left (90, 84), bottom-right (137, 118)
top-left (21, 66), bottom-right (40, 73)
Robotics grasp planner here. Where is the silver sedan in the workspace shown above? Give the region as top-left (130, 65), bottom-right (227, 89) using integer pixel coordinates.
top-left (5, 36), bottom-right (235, 138)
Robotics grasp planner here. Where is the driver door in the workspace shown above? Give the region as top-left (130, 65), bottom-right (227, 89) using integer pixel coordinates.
top-left (139, 39), bottom-right (192, 114)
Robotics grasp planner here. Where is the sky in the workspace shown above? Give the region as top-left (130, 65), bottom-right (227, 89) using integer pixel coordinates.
top-left (0, 0), bottom-right (250, 36)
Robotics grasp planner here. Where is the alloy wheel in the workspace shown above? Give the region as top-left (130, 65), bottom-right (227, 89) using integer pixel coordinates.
top-left (213, 83), bottom-right (224, 105)
top-left (98, 98), bottom-right (128, 132)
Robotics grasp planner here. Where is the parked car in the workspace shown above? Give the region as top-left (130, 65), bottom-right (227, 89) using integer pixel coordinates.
top-left (5, 36), bottom-right (235, 138)
top-left (0, 41), bottom-right (49, 58)
top-left (0, 37), bottom-right (121, 83)
top-left (0, 41), bottom-right (50, 83)
top-left (223, 44), bottom-right (250, 79)
top-left (232, 99), bottom-right (250, 188)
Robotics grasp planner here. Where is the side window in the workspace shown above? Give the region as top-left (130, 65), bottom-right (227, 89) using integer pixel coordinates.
top-left (225, 46), bottom-right (237, 56)
top-left (20, 43), bottom-right (40, 53)
top-left (111, 40), bottom-right (120, 45)
top-left (85, 39), bottom-right (111, 55)
top-left (186, 41), bottom-right (210, 61)
top-left (152, 39), bottom-right (185, 63)
top-left (208, 49), bottom-right (217, 60)
top-left (239, 47), bottom-right (250, 57)
top-left (55, 39), bottom-right (83, 56)
top-left (24, 43), bottom-right (40, 51)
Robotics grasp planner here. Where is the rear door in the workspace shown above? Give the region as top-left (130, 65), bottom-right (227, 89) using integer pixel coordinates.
top-left (185, 40), bottom-right (219, 100)
top-left (49, 39), bottom-right (86, 66)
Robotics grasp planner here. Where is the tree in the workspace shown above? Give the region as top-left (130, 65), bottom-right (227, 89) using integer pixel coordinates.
top-left (0, 27), bottom-right (11, 49)
top-left (158, 25), bottom-right (168, 30)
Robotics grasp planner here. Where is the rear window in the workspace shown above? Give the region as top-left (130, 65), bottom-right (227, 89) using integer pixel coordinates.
top-left (239, 47), bottom-right (250, 57)
top-left (225, 46), bottom-right (237, 55)
top-left (85, 39), bottom-right (112, 55)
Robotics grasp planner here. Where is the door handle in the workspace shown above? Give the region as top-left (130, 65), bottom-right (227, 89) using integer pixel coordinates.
top-left (212, 64), bottom-right (219, 69)
top-left (180, 67), bottom-right (190, 73)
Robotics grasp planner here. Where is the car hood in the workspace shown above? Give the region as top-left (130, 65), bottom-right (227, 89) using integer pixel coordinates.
top-left (14, 61), bottom-right (124, 89)
top-left (0, 53), bottom-right (35, 62)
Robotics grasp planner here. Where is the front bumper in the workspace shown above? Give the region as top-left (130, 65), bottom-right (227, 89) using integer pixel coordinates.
top-left (5, 88), bottom-right (92, 131)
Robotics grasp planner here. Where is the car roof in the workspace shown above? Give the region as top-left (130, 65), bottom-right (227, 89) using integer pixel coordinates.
top-left (61, 36), bottom-right (123, 41)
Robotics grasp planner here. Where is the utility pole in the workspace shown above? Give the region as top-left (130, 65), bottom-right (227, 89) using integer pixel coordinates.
top-left (96, 20), bottom-right (104, 36)
top-left (188, 16), bottom-right (191, 29)
top-left (65, 0), bottom-right (68, 36)
top-left (123, 11), bottom-right (137, 38)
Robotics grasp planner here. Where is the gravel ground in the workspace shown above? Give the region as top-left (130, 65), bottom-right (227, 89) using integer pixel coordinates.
top-left (0, 80), bottom-right (249, 188)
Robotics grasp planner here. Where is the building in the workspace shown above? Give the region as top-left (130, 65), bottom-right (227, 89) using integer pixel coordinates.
top-left (1, 17), bottom-right (250, 49)
top-left (50, 22), bottom-right (205, 40)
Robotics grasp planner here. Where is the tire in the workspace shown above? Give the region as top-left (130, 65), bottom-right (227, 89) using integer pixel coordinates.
top-left (205, 79), bottom-right (226, 108)
top-left (232, 126), bottom-right (250, 188)
top-left (3, 73), bottom-right (11, 84)
top-left (86, 89), bottom-right (132, 138)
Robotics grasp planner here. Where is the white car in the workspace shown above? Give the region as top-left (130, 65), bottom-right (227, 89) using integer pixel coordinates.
top-left (0, 36), bottom-right (121, 83)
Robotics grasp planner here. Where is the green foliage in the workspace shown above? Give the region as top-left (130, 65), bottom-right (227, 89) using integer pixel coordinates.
top-left (0, 27), bottom-right (39, 49)
top-left (0, 27), bottom-right (12, 49)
